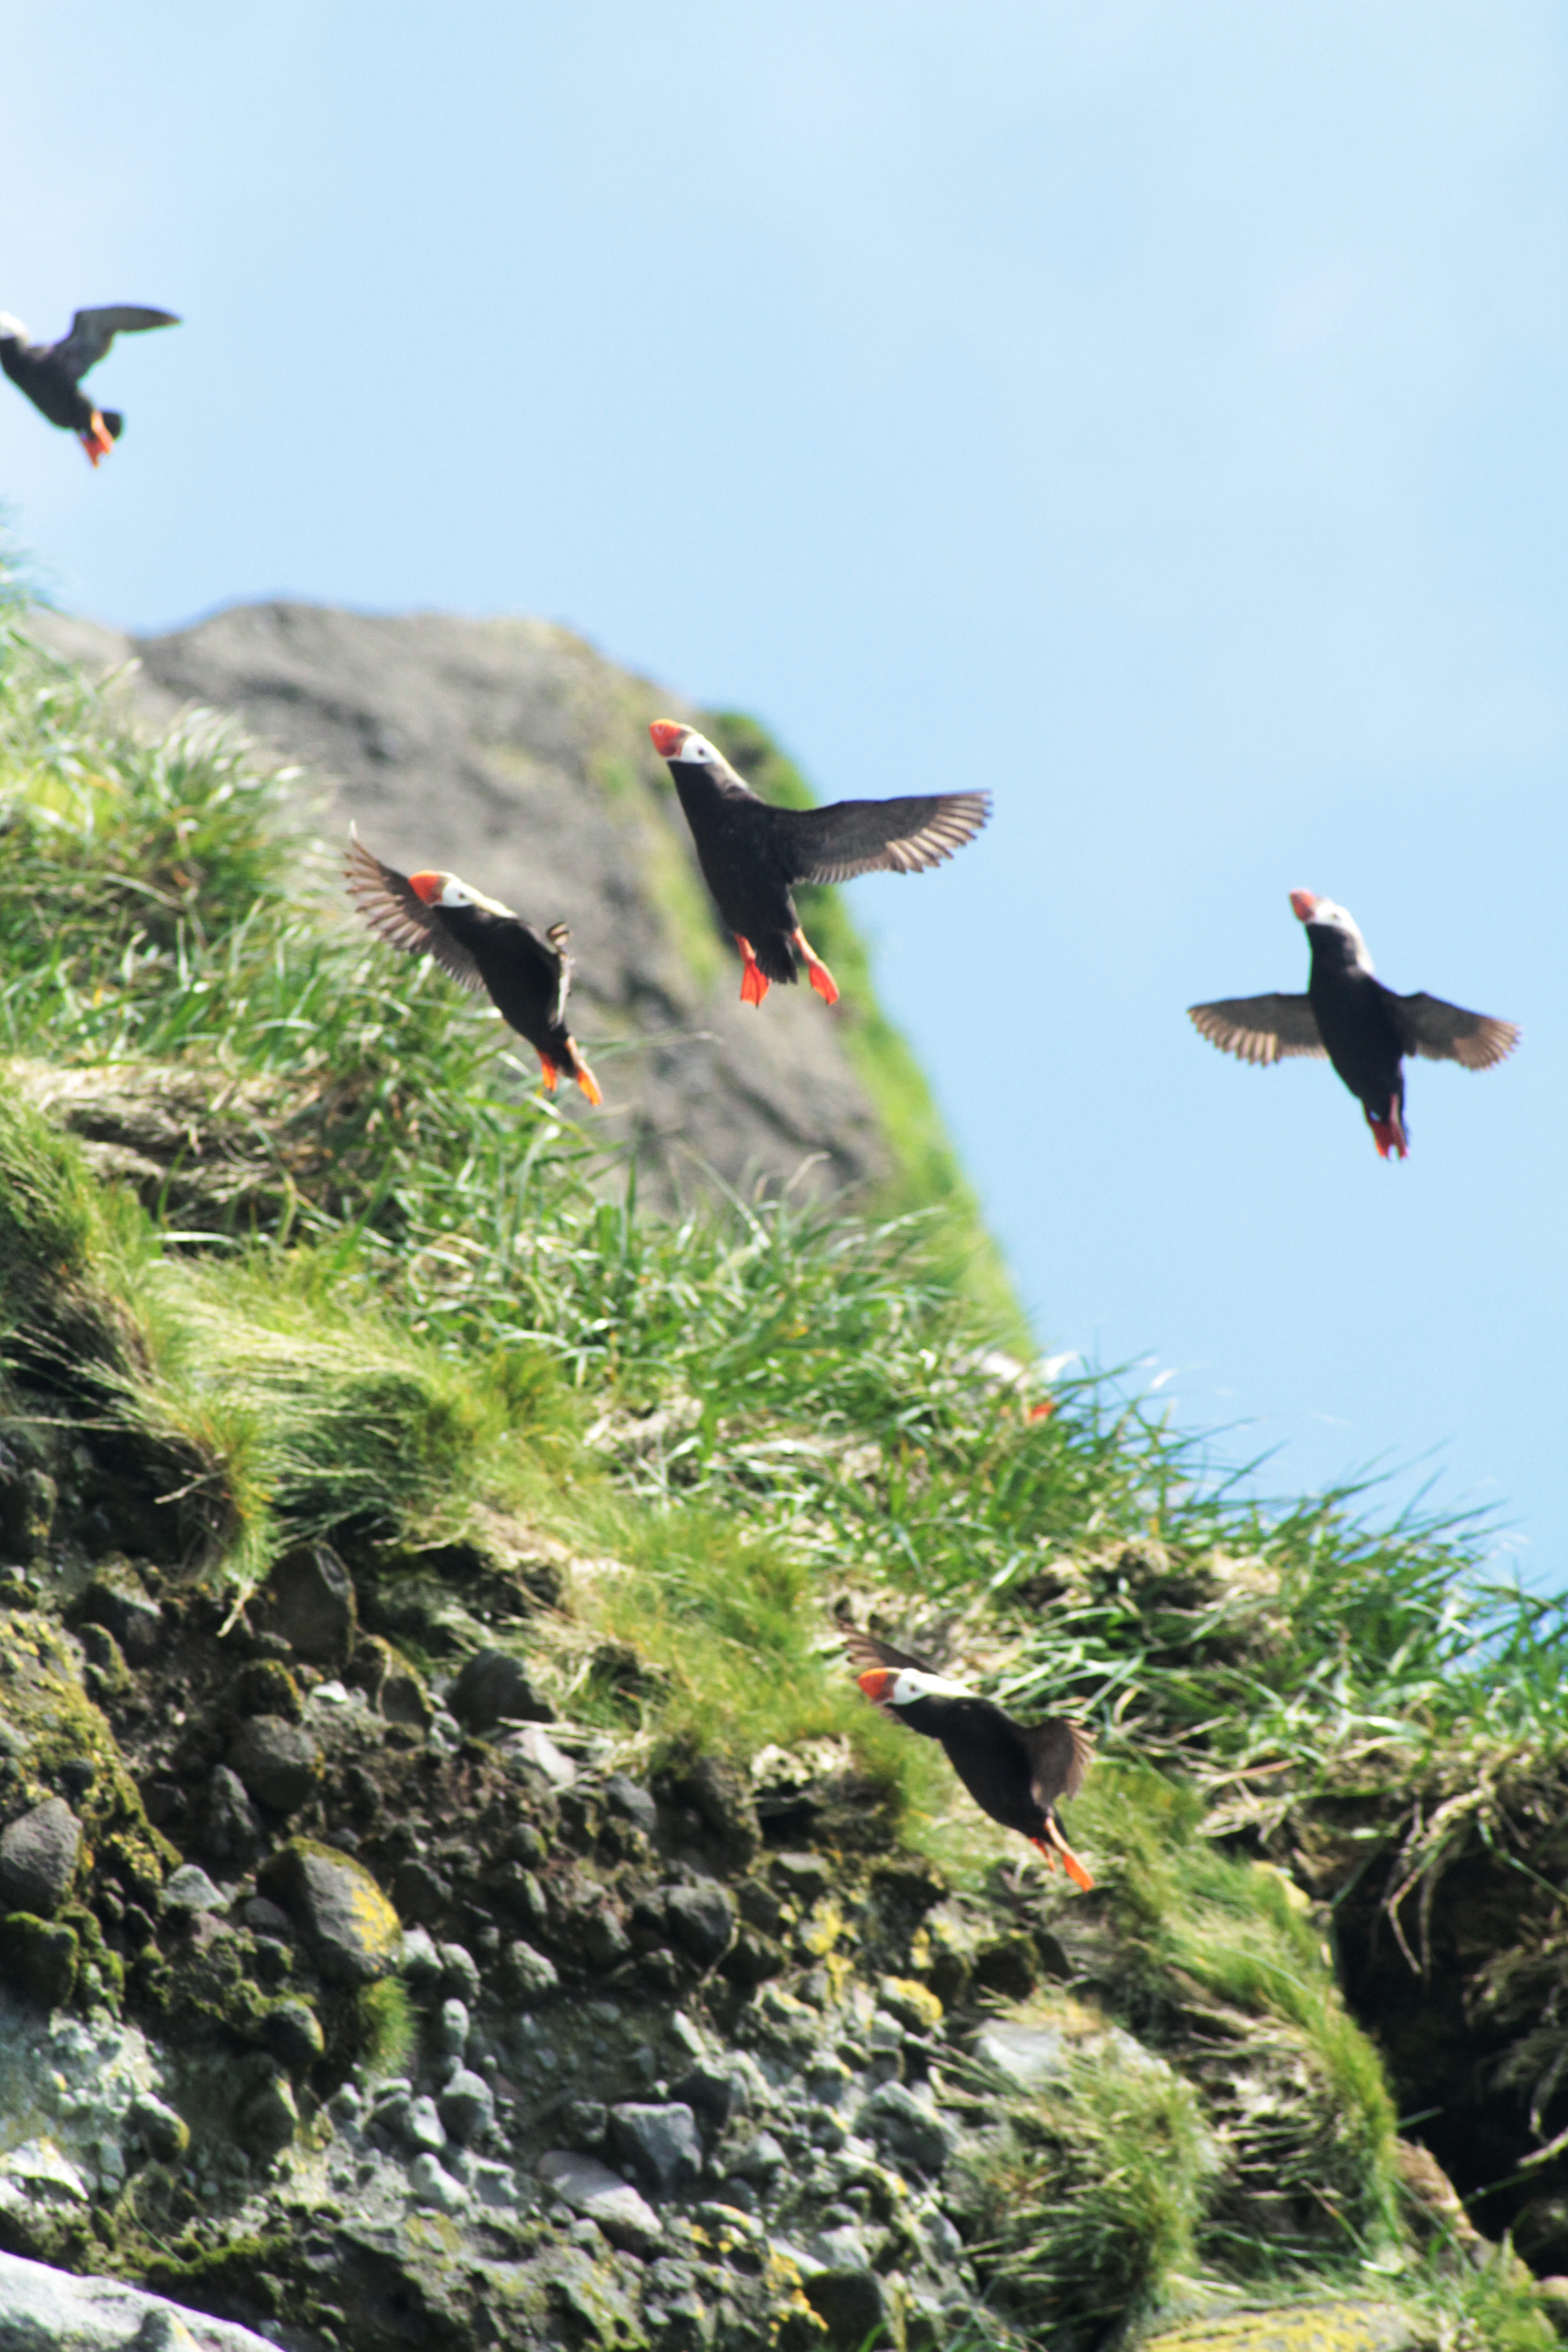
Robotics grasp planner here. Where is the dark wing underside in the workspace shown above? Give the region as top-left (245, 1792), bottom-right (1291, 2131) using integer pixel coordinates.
top-left (1019, 1719), bottom-right (1096, 1809)
top-left (50, 307), bottom-right (180, 381)
top-left (1188, 992), bottom-right (1328, 1066)
top-left (840, 1625), bottom-right (941, 1716)
top-left (344, 831), bottom-right (488, 995)
top-left (1389, 990), bottom-right (1520, 1070)
top-left (839, 1626), bottom-right (938, 1678)
top-left (774, 792), bottom-right (991, 886)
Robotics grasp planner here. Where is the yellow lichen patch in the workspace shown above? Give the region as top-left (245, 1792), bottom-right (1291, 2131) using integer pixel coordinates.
top-left (798, 1898), bottom-right (847, 1960)
top-left (0, 1612), bottom-right (175, 1896)
top-left (879, 1975), bottom-right (943, 2033)
top-left (1138, 2303), bottom-right (1417, 2352)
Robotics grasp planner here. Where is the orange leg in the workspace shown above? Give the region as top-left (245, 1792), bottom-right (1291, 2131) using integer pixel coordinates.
top-left (735, 935), bottom-right (770, 1006)
top-left (791, 926), bottom-right (839, 1006)
top-left (80, 411), bottom-right (114, 466)
top-left (536, 1056), bottom-right (560, 1094)
top-left (571, 1052), bottom-right (603, 1107)
top-left (1033, 1827), bottom-right (1095, 1892)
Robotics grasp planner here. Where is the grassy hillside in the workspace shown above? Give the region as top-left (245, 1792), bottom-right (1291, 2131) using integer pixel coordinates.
top-left (2, 587), bottom-right (1566, 2347)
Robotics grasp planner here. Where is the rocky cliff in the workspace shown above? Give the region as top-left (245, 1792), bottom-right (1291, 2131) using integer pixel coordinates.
top-left (28, 600), bottom-right (1003, 1320)
top-left (1, 604), bottom-right (1565, 2352)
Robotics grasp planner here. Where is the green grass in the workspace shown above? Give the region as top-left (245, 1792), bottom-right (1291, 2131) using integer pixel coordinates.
top-left (6, 566), bottom-right (1568, 2342)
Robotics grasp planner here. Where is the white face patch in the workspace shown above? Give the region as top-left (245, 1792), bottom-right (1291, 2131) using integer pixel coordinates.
top-left (0, 315), bottom-right (28, 342)
top-left (1305, 897), bottom-right (1374, 972)
top-left (437, 876), bottom-right (514, 919)
top-left (674, 730), bottom-right (720, 765)
top-left (889, 1667), bottom-right (975, 1706)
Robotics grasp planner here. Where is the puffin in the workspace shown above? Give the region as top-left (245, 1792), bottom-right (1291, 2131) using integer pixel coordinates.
top-left (843, 1627), bottom-right (1095, 1889)
top-left (345, 831), bottom-right (602, 1104)
top-left (0, 306), bottom-right (179, 464)
top-left (1189, 891), bottom-right (1519, 1159)
top-left (647, 721), bottom-right (990, 1006)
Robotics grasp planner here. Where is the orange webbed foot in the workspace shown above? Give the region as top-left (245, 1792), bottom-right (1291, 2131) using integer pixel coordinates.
top-left (573, 1058), bottom-right (603, 1107)
top-left (736, 936), bottom-right (770, 1006)
top-left (537, 1057), bottom-right (560, 1094)
top-left (793, 927), bottom-right (840, 1006)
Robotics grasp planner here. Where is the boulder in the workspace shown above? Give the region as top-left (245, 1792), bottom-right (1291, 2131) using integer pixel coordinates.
top-left (0, 2249), bottom-right (283, 2352)
top-left (858, 2081), bottom-right (956, 2176)
top-left (256, 1840), bottom-right (401, 1984)
top-left (161, 1863), bottom-right (225, 1914)
top-left (608, 2101), bottom-right (702, 2197)
top-left (501, 1939), bottom-right (559, 2005)
top-left (537, 2150), bottom-right (662, 2255)
top-left (447, 1648), bottom-right (553, 1732)
top-left (665, 1882), bottom-right (736, 1969)
top-left (0, 1797), bottom-right (80, 1916)
top-left (436, 2068), bottom-right (495, 2146)
top-left (199, 1764), bottom-right (265, 1868)
top-left (260, 1999), bottom-right (325, 2071)
top-left (77, 1565), bottom-right (163, 1666)
top-left (226, 1715), bottom-right (319, 1814)
top-left (266, 1544), bottom-right (357, 1663)
top-left (0, 1914), bottom-right (78, 2008)
top-left (804, 2268), bottom-right (895, 2348)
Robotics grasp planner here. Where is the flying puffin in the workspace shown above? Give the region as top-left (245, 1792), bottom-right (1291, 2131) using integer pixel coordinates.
top-left (647, 721), bottom-right (990, 1007)
top-left (0, 307), bottom-right (179, 465)
top-left (1189, 891), bottom-right (1519, 1159)
top-left (843, 1627), bottom-right (1096, 1889)
top-left (345, 831), bottom-right (603, 1104)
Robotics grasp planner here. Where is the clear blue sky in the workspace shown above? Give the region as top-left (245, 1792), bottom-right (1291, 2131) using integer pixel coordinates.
top-left (6, 2), bottom-right (1565, 1580)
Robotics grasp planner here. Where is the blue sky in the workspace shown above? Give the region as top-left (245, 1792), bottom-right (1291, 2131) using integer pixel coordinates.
top-left (5, 2), bottom-right (1565, 1578)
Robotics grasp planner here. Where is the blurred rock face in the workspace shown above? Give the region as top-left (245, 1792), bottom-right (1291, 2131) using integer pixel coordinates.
top-left (34, 602), bottom-right (890, 1213)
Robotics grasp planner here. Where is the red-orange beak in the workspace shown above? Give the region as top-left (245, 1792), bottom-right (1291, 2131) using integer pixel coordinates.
top-left (407, 871), bottom-right (443, 905)
top-left (648, 720), bottom-right (687, 757)
top-left (857, 1668), bottom-right (895, 1702)
top-left (1289, 889), bottom-right (1320, 923)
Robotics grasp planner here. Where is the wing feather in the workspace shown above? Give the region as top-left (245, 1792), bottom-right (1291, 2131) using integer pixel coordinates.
top-left (775, 792), bottom-right (991, 885)
top-left (839, 1626), bottom-right (937, 1680)
top-left (1391, 990), bottom-right (1520, 1070)
top-left (344, 830), bottom-right (488, 995)
top-left (51, 307), bottom-right (180, 381)
top-left (1188, 993), bottom-right (1326, 1065)
top-left (1020, 1719), bottom-right (1096, 1809)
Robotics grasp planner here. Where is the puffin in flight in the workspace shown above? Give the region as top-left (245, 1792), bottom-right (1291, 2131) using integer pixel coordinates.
top-left (0, 307), bottom-right (179, 465)
top-left (648, 721), bottom-right (990, 1007)
top-left (1189, 891), bottom-right (1519, 1159)
top-left (346, 832), bottom-right (602, 1105)
top-left (843, 1627), bottom-right (1096, 1889)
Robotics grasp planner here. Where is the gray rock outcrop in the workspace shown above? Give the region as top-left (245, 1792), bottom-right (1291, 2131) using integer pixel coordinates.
top-left (29, 602), bottom-right (892, 1211)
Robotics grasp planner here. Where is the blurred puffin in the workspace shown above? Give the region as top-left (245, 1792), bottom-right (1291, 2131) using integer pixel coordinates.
top-left (1189, 890), bottom-right (1519, 1159)
top-left (648, 720), bottom-right (990, 1006)
top-left (843, 1627), bottom-right (1095, 1889)
top-left (0, 306), bottom-right (179, 464)
top-left (346, 830), bottom-right (602, 1104)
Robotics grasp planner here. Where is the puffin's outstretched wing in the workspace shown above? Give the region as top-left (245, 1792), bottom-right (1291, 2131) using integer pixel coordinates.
top-left (775, 793), bottom-right (991, 886)
top-left (1390, 991), bottom-right (1520, 1071)
top-left (1188, 992), bottom-right (1327, 1065)
top-left (344, 830), bottom-right (488, 995)
top-left (839, 1626), bottom-right (939, 1681)
top-left (1019, 1719), bottom-right (1096, 1808)
top-left (52, 307), bottom-right (180, 382)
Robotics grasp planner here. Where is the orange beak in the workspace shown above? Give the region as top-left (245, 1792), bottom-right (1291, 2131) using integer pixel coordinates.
top-left (857, 1668), bottom-right (895, 1702)
top-left (648, 720), bottom-right (687, 757)
top-left (1289, 890), bottom-right (1320, 923)
top-left (407, 871), bottom-right (444, 905)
